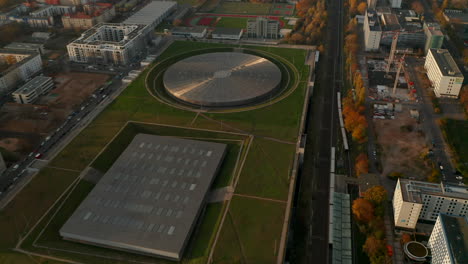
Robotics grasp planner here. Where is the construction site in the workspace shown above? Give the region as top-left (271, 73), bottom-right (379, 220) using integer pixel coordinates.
top-left (0, 72), bottom-right (109, 156)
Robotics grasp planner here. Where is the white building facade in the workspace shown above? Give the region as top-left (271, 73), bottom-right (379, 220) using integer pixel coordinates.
top-left (393, 179), bottom-right (468, 230)
top-left (428, 214), bottom-right (468, 264)
top-left (12, 76), bottom-right (54, 104)
top-left (0, 50), bottom-right (43, 95)
top-left (363, 9), bottom-right (382, 51)
top-left (425, 49), bottom-right (464, 98)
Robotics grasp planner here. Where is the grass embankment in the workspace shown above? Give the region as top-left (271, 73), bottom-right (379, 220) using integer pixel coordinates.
top-left (440, 119), bottom-right (468, 180)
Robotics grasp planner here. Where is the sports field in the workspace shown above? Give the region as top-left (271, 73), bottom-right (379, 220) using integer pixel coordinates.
top-left (214, 2), bottom-right (272, 15)
top-left (0, 41), bottom-right (309, 263)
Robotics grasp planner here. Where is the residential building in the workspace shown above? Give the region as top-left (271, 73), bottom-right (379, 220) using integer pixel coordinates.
top-left (425, 49), bottom-right (464, 98)
top-left (29, 5), bottom-right (75, 17)
top-left (67, 23), bottom-right (149, 65)
top-left (443, 9), bottom-right (468, 25)
top-left (393, 179), bottom-right (468, 230)
top-left (389, 0), bottom-right (402, 8)
top-left (367, 0), bottom-right (377, 9)
top-left (423, 22), bottom-right (444, 54)
top-left (31, 32), bottom-right (52, 40)
top-left (0, 50), bottom-right (42, 95)
top-left (122, 0), bottom-right (176, 32)
top-left (246, 17), bottom-right (280, 39)
top-left (363, 9), bottom-right (382, 51)
top-left (170, 27), bottom-right (207, 38)
top-left (428, 214), bottom-right (468, 264)
top-left (379, 10), bottom-right (425, 49)
top-left (211, 28), bottom-right (243, 40)
top-left (62, 3), bottom-right (115, 30)
top-left (12, 76), bottom-right (54, 104)
top-left (4, 42), bottom-right (45, 55)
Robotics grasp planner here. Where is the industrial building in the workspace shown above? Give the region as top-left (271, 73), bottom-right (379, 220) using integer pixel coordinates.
top-left (67, 23), bottom-right (149, 65)
top-left (211, 28), bottom-right (243, 40)
top-left (425, 49), bottom-right (464, 98)
top-left (428, 214), bottom-right (468, 264)
top-left (122, 0), bottom-right (176, 31)
top-left (4, 42), bottom-right (45, 55)
top-left (423, 22), bottom-right (444, 54)
top-left (163, 52), bottom-right (282, 107)
top-left (12, 76), bottom-right (54, 104)
top-left (62, 3), bottom-right (115, 30)
top-left (60, 134), bottom-right (227, 261)
top-left (363, 9), bottom-right (382, 51)
top-left (170, 27), bottom-right (207, 38)
top-left (246, 17), bottom-right (280, 39)
top-left (0, 50), bottom-right (42, 95)
top-left (393, 179), bottom-right (468, 230)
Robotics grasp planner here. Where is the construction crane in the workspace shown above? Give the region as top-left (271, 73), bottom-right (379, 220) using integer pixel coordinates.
top-left (385, 33), bottom-right (399, 76)
top-left (392, 54), bottom-right (405, 95)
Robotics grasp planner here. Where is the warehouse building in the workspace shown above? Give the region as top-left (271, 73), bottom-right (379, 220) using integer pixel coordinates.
top-left (12, 76), bottom-right (54, 104)
top-left (122, 0), bottom-right (176, 31)
top-left (428, 214), bottom-right (468, 264)
top-left (67, 23), bottom-right (149, 65)
top-left (60, 134), bottom-right (227, 260)
top-left (425, 49), bottom-right (464, 98)
top-left (0, 50), bottom-right (42, 95)
top-left (393, 179), bottom-right (468, 230)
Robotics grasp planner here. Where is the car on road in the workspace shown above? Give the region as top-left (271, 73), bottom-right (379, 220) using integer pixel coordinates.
top-left (12, 164), bottom-right (19, 170)
top-left (34, 153), bottom-right (42, 159)
top-left (456, 176), bottom-right (463, 180)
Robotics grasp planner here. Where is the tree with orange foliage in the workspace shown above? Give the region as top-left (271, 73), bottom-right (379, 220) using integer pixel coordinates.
top-left (349, 0), bottom-right (358, 15)
top-left (459, 86), bottom-right (468, 114)
top-left (355, 153), bottom-right (369, 176)
top-left (411, 1), bottom-right (425, 15)
top-left (289, 33), bottom-right (306, 44)
top-left (357, 2), bottom-right (367, 15)
top-left (352, 198), bottom-right (375, 223)
top-left (363, 186), bottom-right (387, 205)
top-left (401, 233), bottom-right (412, 244)
top-left (5, 55), bottom-right (16, 65)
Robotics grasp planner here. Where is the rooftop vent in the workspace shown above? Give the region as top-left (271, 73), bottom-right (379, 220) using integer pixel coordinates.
top-left (448, 70), bottom-right (455, 75)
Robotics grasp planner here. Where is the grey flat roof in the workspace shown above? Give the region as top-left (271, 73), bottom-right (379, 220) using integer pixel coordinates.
top-left (12, 76), bottom-right (52, 95)
top-left (212, 27), bottom-right (243, 35)
top-left (429, 49), bottom-right (463, 77)
top-left (60, 134), bottom-right (226, 260)
top-left (4, 42), bottom-right (43, 50)
top-left (398, 179), bottom-right (468, 204)
top-left (439, 214), bottom-right (468, 264)
top-left (123, 1), bottom-right (176, 25)
top-left (172, 26), bottom-right (207, 34)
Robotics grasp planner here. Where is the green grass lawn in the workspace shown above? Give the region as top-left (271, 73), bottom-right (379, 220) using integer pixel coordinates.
top-left (1, 40), bottom-right (308, 263)
top-left (214, 2), bottom-right (272, 15)
top-left (441, 119), bottom-right (468, 178)
top-left (214, 17), bottom-right (248, 28)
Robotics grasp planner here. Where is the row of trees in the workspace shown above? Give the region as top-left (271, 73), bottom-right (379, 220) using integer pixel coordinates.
top-left (284, 0), bottom-right (327, 45)
top-left (352, 186), bottom-right (389, 264)
top-left (347, 0), bottom-right (367, 17)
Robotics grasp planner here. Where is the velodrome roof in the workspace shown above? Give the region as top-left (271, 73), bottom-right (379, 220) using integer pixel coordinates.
top-left (60, 134), bottom-right (226, 260)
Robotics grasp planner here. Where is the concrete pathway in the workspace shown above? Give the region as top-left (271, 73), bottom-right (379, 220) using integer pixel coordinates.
top-left (208, 186), bottom-right (234, 203)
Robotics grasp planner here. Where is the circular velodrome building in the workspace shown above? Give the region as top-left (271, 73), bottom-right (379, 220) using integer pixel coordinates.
top-left (163, 52), bottom-right (282, 107)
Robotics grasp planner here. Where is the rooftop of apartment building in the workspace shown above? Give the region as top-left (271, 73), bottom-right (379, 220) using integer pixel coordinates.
top-left (438, 214), bottom-right (468, 263)
top-left (12, 76), bottom-right (51, 95)
top-left (366, 9), bottom-right (382, 31)
top-left (63, 3), bottom-right (113, 19)
top-left (4, 42), bottom-right (43, 50)
top-left (428, 48), bottom-right (463, 77)
top-left (379, 9), bottom-right (422, 32)
top-left (424, 22), bottom-right (443, 36)
top-left (398, 178), bottom-right (468, 204)
top-left (443, 9), bottom-right (468, 24)
top-left (69, 23), bottom-right (146, 46)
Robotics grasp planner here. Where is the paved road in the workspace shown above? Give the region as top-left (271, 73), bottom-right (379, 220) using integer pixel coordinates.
top-left (291, 0), bottom-right (343, 263)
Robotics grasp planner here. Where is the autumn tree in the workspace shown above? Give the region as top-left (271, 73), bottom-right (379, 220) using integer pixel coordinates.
top-left (289, 33), bottom-right (306, 44)
top-left (428, 168), bottom-right (441, 183)
top-left (355, 153), bottom-right (369, 176)
top-left (352, 198), bottom-right (375, 223)
top-left (172, 19), bottom-right (183, 26)
top-left (401, 233), bottom-right (412, 244)
top-left (349, 0), bottom-right (358, 15)
top-left (363, 235), bottom-right (386, 257)
top-left (363, 186), bottom-right (388, 205)
top-left (411, 1), bottom-right (425, 15)
top-left (5, 55), bottom-right (16, 65)
top-left (357, 2), bottom-right (367, 15)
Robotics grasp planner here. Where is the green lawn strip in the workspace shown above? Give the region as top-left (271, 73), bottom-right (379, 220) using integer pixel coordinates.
top-left (235, 138), bottom-right (295, 200)
top-left (212, 212), bottom-right (244, 264)
top-left (214, 2), bottom-right (272, 15)
top-left (440, 119), bottom-right (468, 177)
top-left (215, 196), bottom-right (286, 263)
top-left (214, 17), bottom-right (248, 28)
top-left (0, 252), bottom-right (64, 264)
top-left (176, 0), bottom-right (200, 7)
top-left (0, 168), bottom-right (78, 249)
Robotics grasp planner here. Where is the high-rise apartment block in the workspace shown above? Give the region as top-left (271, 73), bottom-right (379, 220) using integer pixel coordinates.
top-left (428, 214), bottom-right (468, 264)
top-left (247, 17), bottom-right (279, 39)
top-left (363, 9), bottom-right (382, 51)
top-left (425, 49), bottom-right (464, 98)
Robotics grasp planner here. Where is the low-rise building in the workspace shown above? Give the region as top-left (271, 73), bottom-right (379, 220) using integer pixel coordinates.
top-left (0, 50), bottom-right (42, 95)
top-left (423, 22), bottom-right (444, 54)
top-left (4, 42), bottom-right (45, 55)
top-left (246, 17), bottom-right (279, 39)
top-left (425, 49), bottom-right (464, 98)
top-left (122, 0), bottom-right (176, 32)
top-left (67, 23), bottom-right (149, 65)
top-left (393, 179), bottom-right (468, 230)
top-left (31, 31), bottom-right (52, 40)
top-left (62, 3), bottom-right (115, 30)
top-left (171, 26), bottom-right (207, 38)
top-left (363, 9), bottom-right (382, 51)
top-left (211, 28), bottom-right (243, 40)
top-left (12, 76), bottom-right (54, 104)
top-left (428, 214), bottom-right (468, 264)
top-left (443, 9), bottom-right (468, 25)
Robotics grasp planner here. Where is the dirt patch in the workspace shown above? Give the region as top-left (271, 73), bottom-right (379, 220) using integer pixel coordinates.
top-left (375, 107), bottom-right (432, 180)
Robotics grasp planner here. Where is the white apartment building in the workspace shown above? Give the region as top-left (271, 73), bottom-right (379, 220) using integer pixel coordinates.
top-left (389, 0), bottom-right (402, 8)
top-left (67, 23), bottom-right (149, 65)
top-left (0, 50), bottom-right (43, 95)
top-left (363, 9), bottom-right (382, 51)
top-left (12, 76), bottom-right (54, 104)
top-left (425, 49), bottom-right (464, 98)
top-left (62, 4), bottom-right (116, 30)
top-left (393, 179), bottom-right (468, 230)
top-left (30, 5), bottom-right (76, 17)
top-left (428, 214), bottom-right (468, 264)
top-left (246, 17), bottom-right (280, 39)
